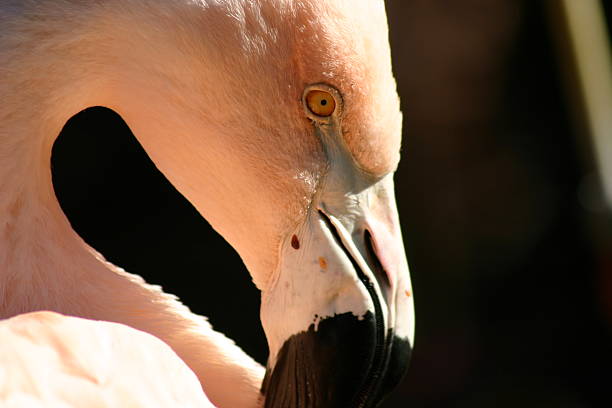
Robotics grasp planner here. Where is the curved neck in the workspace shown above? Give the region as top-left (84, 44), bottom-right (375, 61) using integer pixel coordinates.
top-left (0, 1), bottom-right (130, 310)
top-left (0, 2), bottom-right (264, 407)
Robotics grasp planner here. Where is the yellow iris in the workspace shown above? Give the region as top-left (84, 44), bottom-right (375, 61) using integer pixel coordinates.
top-left (305, 90), bottom-right (336, 117)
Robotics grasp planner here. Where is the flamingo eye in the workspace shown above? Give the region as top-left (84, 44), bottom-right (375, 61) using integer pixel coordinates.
top-left (305, 90), bottom-right (336, 117)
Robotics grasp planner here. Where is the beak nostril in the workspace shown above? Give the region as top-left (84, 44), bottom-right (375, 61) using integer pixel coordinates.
top-left (364, 229), bottom-right (390, 288)
top-left (318, 209), bottom-right (391, 290)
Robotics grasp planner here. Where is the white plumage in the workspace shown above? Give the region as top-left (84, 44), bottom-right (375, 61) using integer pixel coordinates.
top-left (0, 312), bottom-right (214, 407)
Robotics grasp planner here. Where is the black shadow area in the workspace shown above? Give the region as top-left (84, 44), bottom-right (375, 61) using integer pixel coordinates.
top-left (51, 106), bottom-right (267, 364)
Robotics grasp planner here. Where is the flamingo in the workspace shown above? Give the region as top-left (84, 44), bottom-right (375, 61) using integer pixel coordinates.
top-left (0, 0), bottom-right (415, 407)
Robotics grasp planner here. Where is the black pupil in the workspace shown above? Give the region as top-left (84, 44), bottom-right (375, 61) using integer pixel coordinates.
top-left (320, 99), bottom-right (328, 106)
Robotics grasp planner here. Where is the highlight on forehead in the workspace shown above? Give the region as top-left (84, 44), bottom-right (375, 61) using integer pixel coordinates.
top-left (291, 0), bottom-right (403, 176)
top-left (184, 0), bottom-right (402, 175)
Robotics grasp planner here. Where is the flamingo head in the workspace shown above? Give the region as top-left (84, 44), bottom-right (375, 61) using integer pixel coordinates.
top-left (103, 0), bottom-right (414, 406)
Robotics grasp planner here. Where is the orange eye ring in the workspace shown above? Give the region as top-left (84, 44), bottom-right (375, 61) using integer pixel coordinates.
top-left (305, 89), bottom-right (336, 117)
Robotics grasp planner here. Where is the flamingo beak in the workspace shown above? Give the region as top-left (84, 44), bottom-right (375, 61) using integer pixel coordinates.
top-left (260, 165), bottom-right (415, 408)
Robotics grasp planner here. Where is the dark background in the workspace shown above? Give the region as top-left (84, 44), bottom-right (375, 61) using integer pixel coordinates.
top-left (51, 1), bottom-right (612, 407)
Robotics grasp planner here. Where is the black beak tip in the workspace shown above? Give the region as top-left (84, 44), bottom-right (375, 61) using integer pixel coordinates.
top-left (261, 312), bottom-right (412, 408)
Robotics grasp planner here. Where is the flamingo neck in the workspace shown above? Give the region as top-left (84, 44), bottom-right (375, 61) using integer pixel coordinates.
top-left (0, 2), bottom-right (264, 407)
